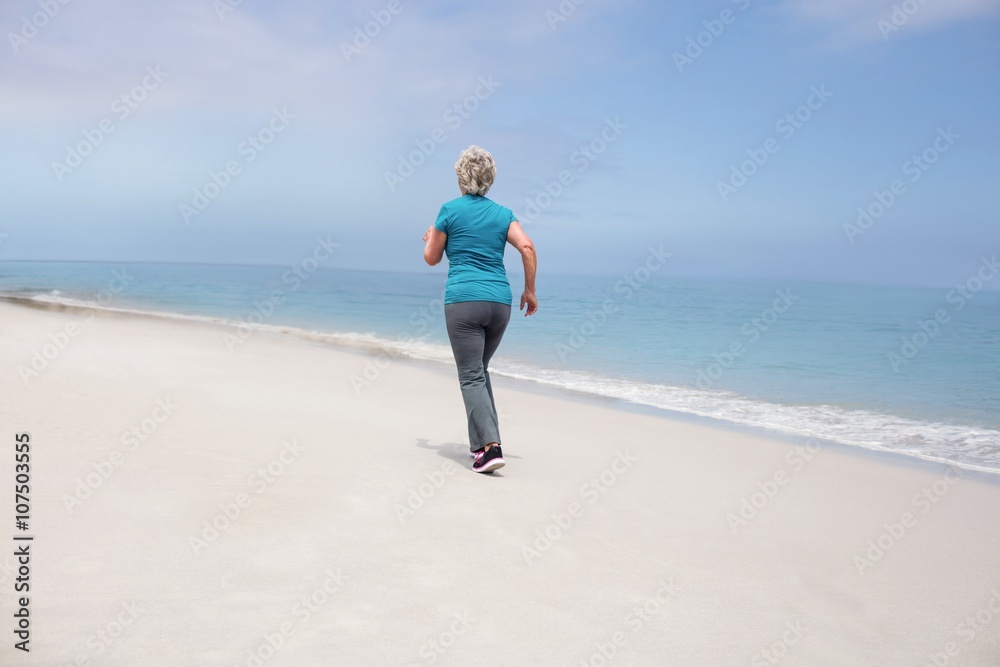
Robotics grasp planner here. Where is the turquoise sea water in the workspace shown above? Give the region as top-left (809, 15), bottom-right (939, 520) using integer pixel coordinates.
top-left (2, 260), bottom-right (998, 473)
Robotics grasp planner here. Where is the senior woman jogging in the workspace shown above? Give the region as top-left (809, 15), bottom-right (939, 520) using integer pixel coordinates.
top-left (422, 146), bottom-right (538, 474)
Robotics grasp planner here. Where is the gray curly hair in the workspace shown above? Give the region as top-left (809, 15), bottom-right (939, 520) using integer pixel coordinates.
top-left (455, 145), bottom-right (496, 196)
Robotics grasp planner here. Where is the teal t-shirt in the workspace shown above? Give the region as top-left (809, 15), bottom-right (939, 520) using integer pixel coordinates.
top-left (434, 194), bottom-right (516, 305)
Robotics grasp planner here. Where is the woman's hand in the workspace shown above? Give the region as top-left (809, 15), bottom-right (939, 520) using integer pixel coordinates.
top-left (422, 225), bottom-right (434, 242)
top-left (520, 290), bottom-right (538, 316)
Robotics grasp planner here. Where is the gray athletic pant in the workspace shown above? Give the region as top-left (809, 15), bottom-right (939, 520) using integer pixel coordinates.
top-left (444, 300), bottom-right (512, 452)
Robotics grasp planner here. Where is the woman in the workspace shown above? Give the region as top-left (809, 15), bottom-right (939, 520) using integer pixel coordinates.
top-left (422, 146), bottom-right (538, 474)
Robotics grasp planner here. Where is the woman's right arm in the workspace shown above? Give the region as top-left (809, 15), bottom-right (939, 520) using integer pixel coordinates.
top-left (507, 221), bottom-right (537, 316)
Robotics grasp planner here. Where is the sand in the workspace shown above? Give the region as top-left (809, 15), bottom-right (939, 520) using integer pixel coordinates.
top-left (1, 299), bottom-right (999, 666)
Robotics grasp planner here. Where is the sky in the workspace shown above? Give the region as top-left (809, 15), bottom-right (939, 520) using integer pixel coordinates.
top-left (0, 0), bottom-right (998, 287)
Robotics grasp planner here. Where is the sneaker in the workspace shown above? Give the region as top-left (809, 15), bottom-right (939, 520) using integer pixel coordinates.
top-left (472, 445), bottom-right (505, 473)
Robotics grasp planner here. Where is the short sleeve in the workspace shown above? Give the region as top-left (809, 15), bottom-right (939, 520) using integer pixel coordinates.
top-left (434, 204), bottom-right (450, 233)
top-left (506, 206), bottom-right (517, 223)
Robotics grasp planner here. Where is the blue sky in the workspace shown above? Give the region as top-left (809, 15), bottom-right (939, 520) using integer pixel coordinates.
top-left (1, 0), bottom-right (997, 286)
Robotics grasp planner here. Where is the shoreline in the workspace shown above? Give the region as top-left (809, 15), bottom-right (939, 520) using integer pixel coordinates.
top-left (5, 293), bottom-right (998, 481)
top-left (404, 352), bottom-right (1000, 485)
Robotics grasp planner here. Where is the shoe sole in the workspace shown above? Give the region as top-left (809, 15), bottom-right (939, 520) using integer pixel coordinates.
top-left (473, 457), bottom-right (505, 474)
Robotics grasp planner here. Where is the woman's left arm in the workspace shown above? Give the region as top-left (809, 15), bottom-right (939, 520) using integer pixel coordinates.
top-left (423, 225), bottom-right (447, 266)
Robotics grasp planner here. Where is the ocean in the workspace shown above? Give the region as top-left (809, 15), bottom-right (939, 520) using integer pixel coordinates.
top-left (2, 260), bottom-right (998, 474)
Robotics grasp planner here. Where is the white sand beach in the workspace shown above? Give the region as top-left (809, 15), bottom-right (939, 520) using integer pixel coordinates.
top-left (1, 299), bottom-right (999, 666)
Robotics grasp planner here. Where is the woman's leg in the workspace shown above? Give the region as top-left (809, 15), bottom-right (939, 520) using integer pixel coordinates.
top-left (481, 302), bottom-right (512, 429)
top-left (444, 301), bottom-right (510, 452)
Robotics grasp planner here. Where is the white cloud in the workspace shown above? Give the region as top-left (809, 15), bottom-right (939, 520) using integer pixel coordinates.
top-left (0, 0), bottom-right (630, 128)
top-left (780, 0), bottom-right (1000, 42)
